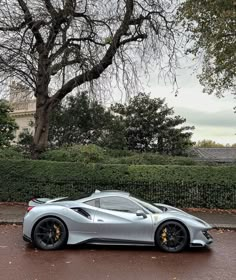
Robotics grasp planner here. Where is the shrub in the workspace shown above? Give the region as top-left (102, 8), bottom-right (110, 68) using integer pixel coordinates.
top-left (41, 144), bottom-right (105, 163)
top-left (40, 144), bottom-right (198, 165)
top-left (0, 147), bottom-right (24, 159)
top-left (107, 153), bottom-right (197, 165)
top-left (104, 148), bottom-right (135, 158)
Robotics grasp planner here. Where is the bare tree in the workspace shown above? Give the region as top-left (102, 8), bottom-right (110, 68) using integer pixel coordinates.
top-left (0, 0), bottom-right (180, 158)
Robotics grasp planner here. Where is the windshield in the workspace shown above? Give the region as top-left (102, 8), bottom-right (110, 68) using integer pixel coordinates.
top-left (132, 197), bottom-right (163, 213)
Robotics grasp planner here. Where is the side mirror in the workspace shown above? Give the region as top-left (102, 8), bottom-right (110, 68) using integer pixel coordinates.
top-left (136, 210), bottom-right (147, 219)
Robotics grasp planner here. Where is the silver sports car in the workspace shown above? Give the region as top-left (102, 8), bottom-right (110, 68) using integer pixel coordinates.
top-left (23, 190), bottom-right (213, 252)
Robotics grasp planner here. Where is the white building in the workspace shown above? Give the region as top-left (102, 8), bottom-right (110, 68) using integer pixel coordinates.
top-left (9, 82), bottom-right (36, 141)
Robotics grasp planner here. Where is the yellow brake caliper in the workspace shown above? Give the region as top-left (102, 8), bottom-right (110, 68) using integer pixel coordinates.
top-left (161, 228), bottom-right (167, 244)
top-left (53, 224), bottom-right (61, 241)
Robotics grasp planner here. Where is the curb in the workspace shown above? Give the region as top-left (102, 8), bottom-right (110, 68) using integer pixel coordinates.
top-left (0, 220), bottom-right (23, 225)
top-left (212, 224), bottom-right (236, 230)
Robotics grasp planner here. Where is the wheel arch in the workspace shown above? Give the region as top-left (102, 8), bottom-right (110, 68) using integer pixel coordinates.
top-left (154, 219), bottom-right (190, 246)
top-left (31, 215), bottom-right (69, 242)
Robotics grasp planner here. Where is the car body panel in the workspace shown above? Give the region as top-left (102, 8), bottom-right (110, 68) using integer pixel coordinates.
top-left (93, 209), bottom-right (154, 242)
top-left (23, 191), bottom-right (213, 249)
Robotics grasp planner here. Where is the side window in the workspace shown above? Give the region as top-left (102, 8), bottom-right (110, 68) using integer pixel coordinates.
top-left (84, 199), bottom-right (96, 207)
top-left (99, 196), bottom-right (141, 213)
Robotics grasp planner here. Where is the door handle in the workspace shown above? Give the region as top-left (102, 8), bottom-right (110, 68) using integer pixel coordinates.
top-left (97, 219), bottom-right (104, 222)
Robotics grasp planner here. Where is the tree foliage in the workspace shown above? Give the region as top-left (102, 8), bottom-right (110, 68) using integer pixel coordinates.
top-left (195, 139), bottom-right (224, 148)
top-left (47, 92), bottom-right (194, 155)
top-left (48, 92), bottom-right (113, 146)
top-left (0, 100), bottom-right (18, 146)
top-left (17, 129), bottom-right (34, 154)
top-left (0, 0), bottom-right (181, 157)
top-left (178, 0), bottom-right (236, 96)
top-left (48, 91), bottom-right (127, 149)
top-left (195, 140), bottom-right (236, 148)
top-left (112, 93), bottom-right (194, 155)
top-left (98, 116), bottom-right (127, 150)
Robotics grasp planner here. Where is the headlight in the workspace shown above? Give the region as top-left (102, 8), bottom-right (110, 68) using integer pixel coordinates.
top-left (194, 218), bottom-right (208, 227)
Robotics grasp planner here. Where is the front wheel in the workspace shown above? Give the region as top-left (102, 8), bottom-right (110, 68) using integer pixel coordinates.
top-left (155, 221), bottom-right (188, 253)
top-left (33, 217), bottom-right (68, 250)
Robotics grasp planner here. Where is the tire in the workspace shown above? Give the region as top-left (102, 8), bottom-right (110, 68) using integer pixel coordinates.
top-left (33, 217), bottom-right (68, 250)
top-left (155, 221), bottom-right (188, 253)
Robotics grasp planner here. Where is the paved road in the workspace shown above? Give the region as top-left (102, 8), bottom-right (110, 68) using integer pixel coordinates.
top-left (0, 225), bottom-right (235, 280)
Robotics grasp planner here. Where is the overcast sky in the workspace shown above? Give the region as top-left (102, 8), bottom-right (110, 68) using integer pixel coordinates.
top-left (144, 65), bottom-right (236, 145)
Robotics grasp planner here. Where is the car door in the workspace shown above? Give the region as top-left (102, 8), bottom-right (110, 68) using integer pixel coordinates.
top-left (93, 196), bottom-right (154, 243)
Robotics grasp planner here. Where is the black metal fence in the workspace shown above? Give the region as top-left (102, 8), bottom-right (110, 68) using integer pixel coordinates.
top-left (0, 179), bottom-right (235, 209)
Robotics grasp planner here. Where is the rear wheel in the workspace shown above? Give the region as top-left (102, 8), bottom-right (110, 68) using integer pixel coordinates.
top-left (156, 221), bottom-right (188, 253)
top-left (33, 217), bottom-right (67, 250)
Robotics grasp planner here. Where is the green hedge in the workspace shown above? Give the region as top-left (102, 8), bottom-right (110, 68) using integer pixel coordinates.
top-left (0, 159), bottom-right (235, 208)
top-left (0, 144), bottom-right (225, 165)
top-left (0, 147), bottom-right (24, 160)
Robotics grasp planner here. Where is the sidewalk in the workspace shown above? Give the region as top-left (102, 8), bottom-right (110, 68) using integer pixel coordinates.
top-left (0, 204), bottom-right (26, 225)
top-left (184, 209), bottom-right (236, 230)
top-left (0, 203), bottom-right (235, 229)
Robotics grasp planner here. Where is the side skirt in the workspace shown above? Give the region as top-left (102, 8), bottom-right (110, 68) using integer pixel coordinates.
top-left (23, 234), bottom-right (32, 243)
top-left (77, 238), bottom-right (155, 246)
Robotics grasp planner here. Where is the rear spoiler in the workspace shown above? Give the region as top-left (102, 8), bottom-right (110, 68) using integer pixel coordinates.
top-left (28, 197), bottom-right (68, 206)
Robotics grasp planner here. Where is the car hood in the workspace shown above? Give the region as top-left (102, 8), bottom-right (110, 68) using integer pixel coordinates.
top-left (154, 203), bottom-right (188, 214)
top-left (154, 203), bottom-right (212, 228)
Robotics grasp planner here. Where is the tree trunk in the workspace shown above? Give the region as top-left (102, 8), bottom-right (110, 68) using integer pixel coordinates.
top-left (31, 95), bottom-right (51, 159)
top-left (31, 53), bottom-right (52, 159)
top-left (157, 135), bottom-right (164, 154)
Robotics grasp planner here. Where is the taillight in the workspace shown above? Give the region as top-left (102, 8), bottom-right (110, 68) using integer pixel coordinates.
top-left (27, 206), bottom-right (35, 212)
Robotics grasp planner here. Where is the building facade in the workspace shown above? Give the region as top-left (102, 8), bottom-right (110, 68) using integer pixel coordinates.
top-left (9, 82), bottom-right (36, 142)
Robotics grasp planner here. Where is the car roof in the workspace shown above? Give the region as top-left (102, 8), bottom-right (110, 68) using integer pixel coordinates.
top-left (80, 190), bottom-right (130, 201)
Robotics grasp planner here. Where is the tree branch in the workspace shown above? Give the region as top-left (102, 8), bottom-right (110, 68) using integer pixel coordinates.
top-left (45, 1), bottom-right (76, 51)
top-left (50, 36), bottom-right (106, 62)
top-left (50, 58), bottom-right (81, 75)
top-left (67, 37), bottom-right (106, 46)
top-left (42, 0), bottom-right (58, 17)
top-left (17, 0), bottom-right (45, 49)
top-left (119, 34), bottom-right (148, 45)
top-left (51, 0), bottom-right (134, 104)
top-left (0, 55), bottom-right (35, 87)
top-left (129, 15), bottom-right (151, 25)
top-left (0, 21), bottom-right (27, 32)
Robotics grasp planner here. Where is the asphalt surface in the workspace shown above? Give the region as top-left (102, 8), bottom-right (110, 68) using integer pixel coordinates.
top-left (0, 225), bottom-right (235, 280)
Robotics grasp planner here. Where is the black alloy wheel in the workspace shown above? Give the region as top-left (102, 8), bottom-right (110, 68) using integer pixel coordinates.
top-left (33, 217), bottom-right (67, 250)
top-left (156, 221), bottom-right (188, 253)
